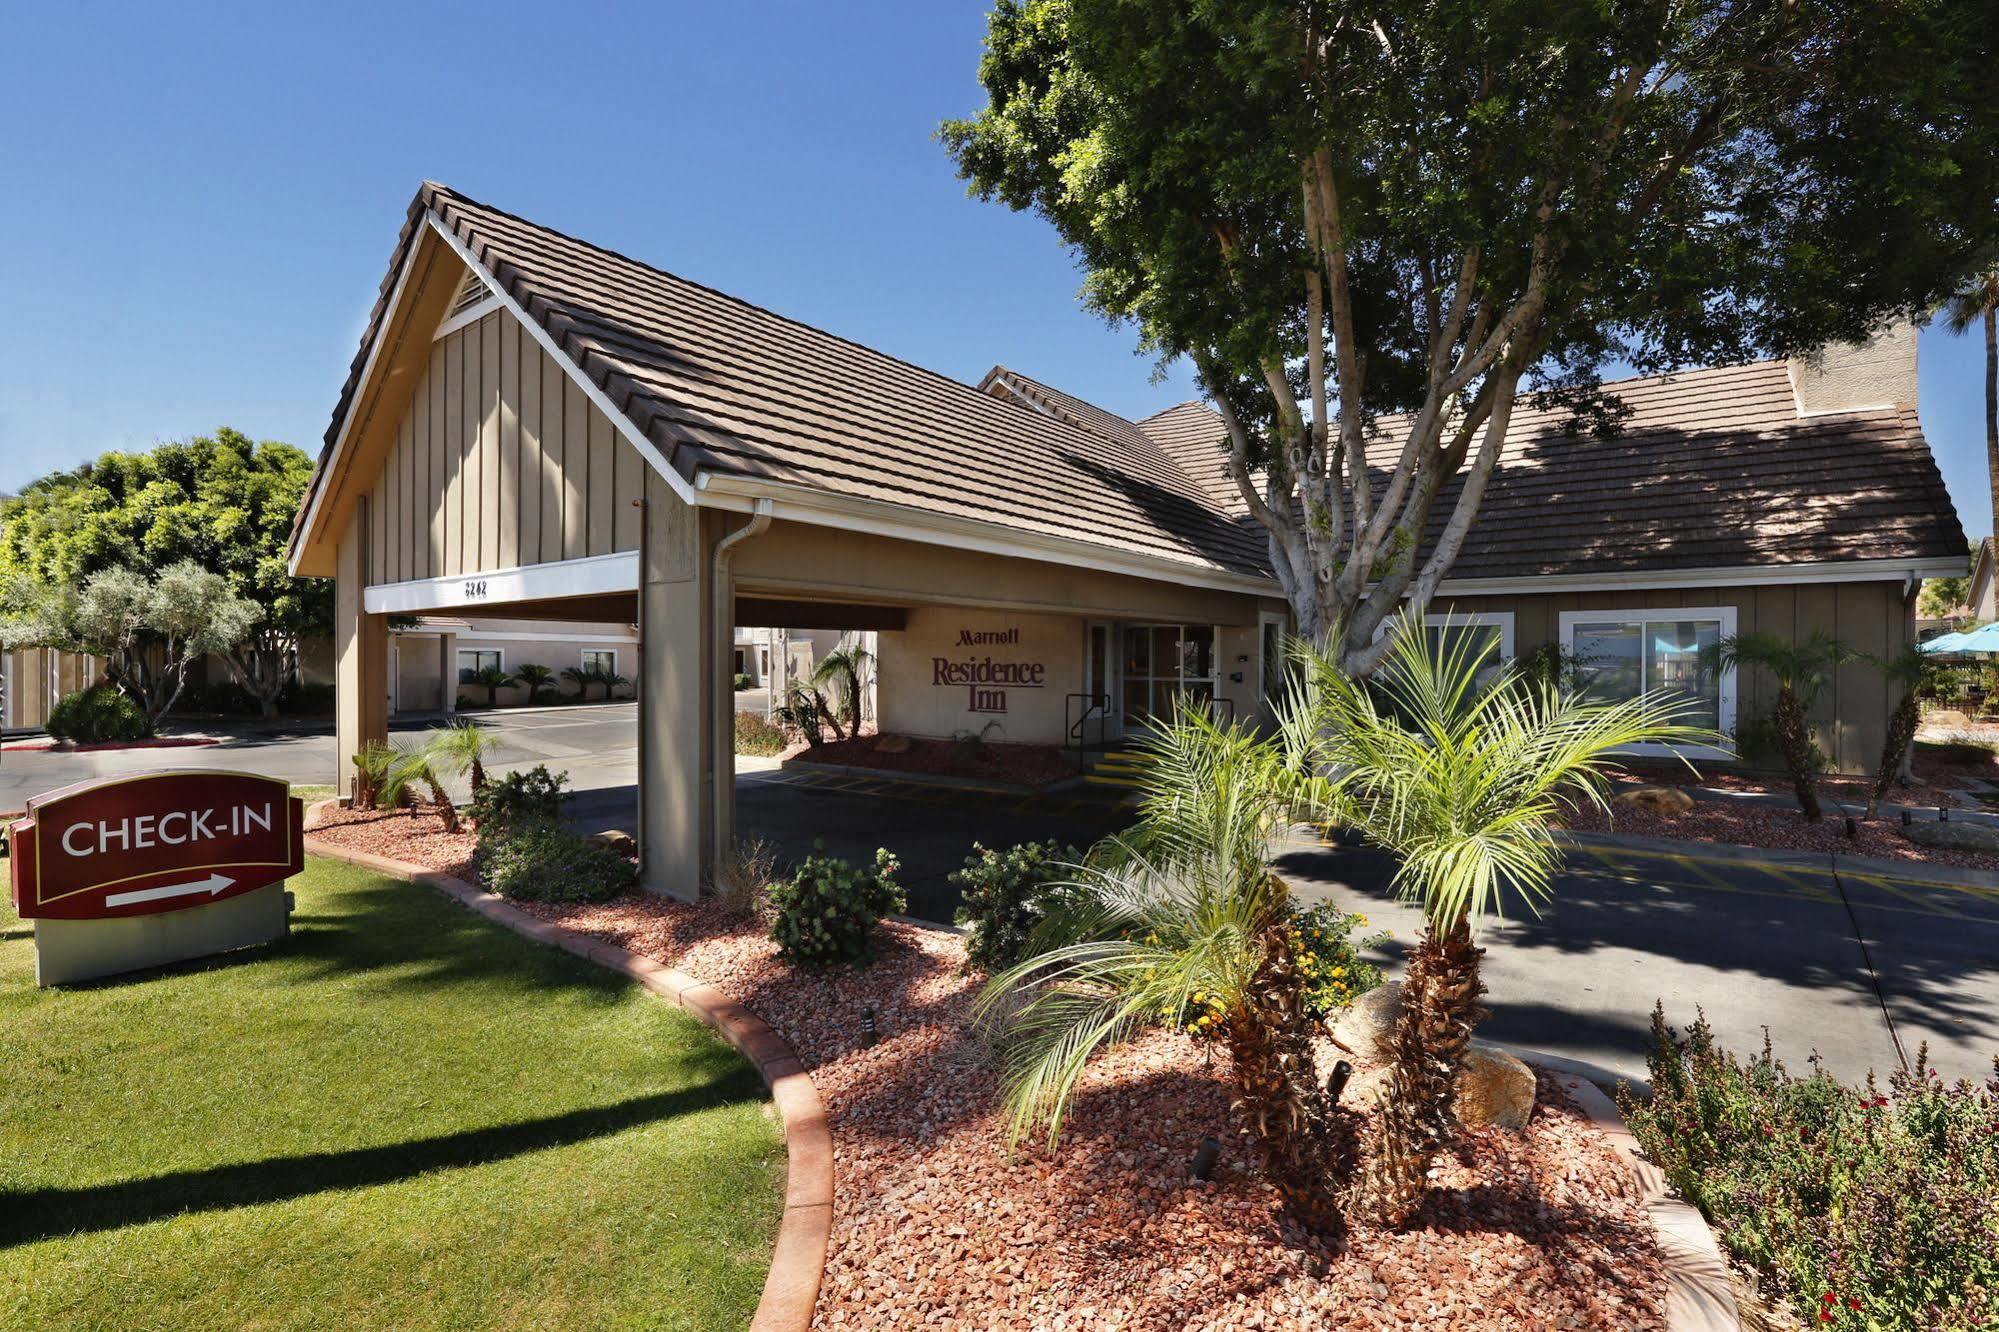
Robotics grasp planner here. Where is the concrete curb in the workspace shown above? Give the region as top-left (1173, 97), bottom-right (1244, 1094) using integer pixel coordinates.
top-left (775, 756), bottom-right (1083, 797)
top-left (300, 823), bottom-right (829, 1332)
top-left (1555, 827), bottom-right (1999, 891)
top-left (1524, 1060), bottom-right (1740, 1332)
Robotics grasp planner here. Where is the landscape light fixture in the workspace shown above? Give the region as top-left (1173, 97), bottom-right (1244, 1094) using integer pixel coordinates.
top-left (859, 1004), bottom-right (880, 1047)
top-left (1189, 1134), bottom-right (1221, 1181)
top-left (1901, 809), bottom-right (1913, 826)
top-left (1327, 1059), bottom-right (1353, 1105)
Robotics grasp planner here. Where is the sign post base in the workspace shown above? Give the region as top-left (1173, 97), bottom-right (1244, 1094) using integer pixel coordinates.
top-left (34, 882), bottom-right (292, 987)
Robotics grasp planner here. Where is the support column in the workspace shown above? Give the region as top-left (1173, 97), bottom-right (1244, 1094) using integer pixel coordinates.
top-left (333, 503), bottom-right (390, 803)
top-left (438, 631), bottom-right (458, 714)
top-left (638, 470), bottom-right (714, 900)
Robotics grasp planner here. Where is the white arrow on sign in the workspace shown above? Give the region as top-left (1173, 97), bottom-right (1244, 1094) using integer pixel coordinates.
top-left (104, 873), bottom-right (236, 910)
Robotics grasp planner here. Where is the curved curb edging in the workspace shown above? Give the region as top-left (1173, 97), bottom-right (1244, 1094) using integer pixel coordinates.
top-left (1522, 1060), bottom-right (1741, 1332)
top-left (299, 827), bottom-right (828, 1332)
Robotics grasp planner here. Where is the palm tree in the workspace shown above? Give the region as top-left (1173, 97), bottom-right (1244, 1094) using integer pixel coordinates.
top-left (810, 641), bottom-right (874, 740)
top-left (1865, 644), bottom-right (1941, 819)
top-left (466, 664), bottom-right (516, 708)
top-left (426, 718), bottom-right (497, 797)
top-left (515, 663), bottom-right (555, 705)
top-left (1941, 263), bottom-right (1999, 533)
top-left (1706, 631), bottom-right (1853, 821)
top-left (1279, 614), bottom-right (1702, 1226)
top-left (974, 707), bottom-right (1355, 1237)
top-left (387, 738), bottom-right (459, 833)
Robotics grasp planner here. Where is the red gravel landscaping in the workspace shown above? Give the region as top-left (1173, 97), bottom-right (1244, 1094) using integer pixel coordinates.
top-left (305, 804), bottom-right (477, 874)
top-left (790, 734), bottom-right (1080, 788)
top-left (0, 735), bottom-right (221, 753)
top-left (505, 892), bottom-right (1666, 1330)
top-left (1563, 797), bottom-right (1999, 873)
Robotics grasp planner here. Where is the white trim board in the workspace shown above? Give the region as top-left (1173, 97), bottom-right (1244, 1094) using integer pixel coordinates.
top-left (1438, 556), bottom-right (1956, 597)
top-left (1558, 605), bottom-right (1739, 757)
top-left (364, 550), bottom-right (638, 615)
top-left (433, 293), bottom-right (502, 341)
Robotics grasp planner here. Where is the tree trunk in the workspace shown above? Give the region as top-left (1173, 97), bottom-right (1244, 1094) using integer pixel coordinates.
top-left (1357, 914), bottom-right (1486, 1228)
top-left (1865, 691), bottom-right (1921, 820)
top-left (1224, 920), bottom-right (1354, 1237)
top-left (1984, 303), bottom-right (1996, 538)
top-left (422, 774), bottom-right (460, 833)
top-left (470, 754), bottom-right (486, 794)
top-left (1773, 683), bottom-right (1823, 821)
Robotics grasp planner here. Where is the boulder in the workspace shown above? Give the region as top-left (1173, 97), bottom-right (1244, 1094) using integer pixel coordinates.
top-left (1611, 784), bottom-right (1696, 818)
top-left (1455, 1045), bottom-right (1537, 1130)
top-left (1329, 981), bottom-right (1403, 1061)
top-left (1899, 817), bottom-right (1999, 854)
top-left (591, 829), bottom-right (638, 858)
top-left (874, 734), bottom-right (914, 755)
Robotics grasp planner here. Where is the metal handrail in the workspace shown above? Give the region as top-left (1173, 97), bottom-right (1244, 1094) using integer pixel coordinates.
top-left (1065, 692), bottom-right (1111, 773)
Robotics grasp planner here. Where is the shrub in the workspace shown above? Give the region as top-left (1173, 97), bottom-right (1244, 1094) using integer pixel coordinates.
top-left (1622, 1005), bottom-right (1998, 1331)
top-left (768, 844), bottom-right (904, 968)
top-left (1287, 901), bottom-right (1388, 1021)
top-left (479, 822), bottom-right (636, 904)
top-left (950, 839), bottom-right (1082, 973)
top-left (733, 672), bottom-right (754, 691)
top-left (1732, 711), bottom-right (1828, 774)
top-left (470, 764), bottom-right (570, 837)
top-left (710, 836), bottom-right (780, 918)
top-left (352, 739), bottom-right (398, 808)
top-left (734, 710), bottom-right (787, 757)
top-left (45, 685), bottom-right (151, 744)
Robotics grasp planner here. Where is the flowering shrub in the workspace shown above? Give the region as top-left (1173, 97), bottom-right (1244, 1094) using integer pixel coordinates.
top-left (1623, 1004), bottom-right (1999, 1331)
top-left (768, 844), bottom-right (906, 968)
top-left (950, 839), bottom-right (1083, 973)
top-left (1288, 902), bottom-right (1388, 1022)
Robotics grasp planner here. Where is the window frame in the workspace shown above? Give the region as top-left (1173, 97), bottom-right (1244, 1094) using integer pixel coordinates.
top-left (456, 647), bottom-right (503, 683)
top-left (1556, 606), bottom-right (1738, 758)
top-left (579, 647), bottom-right (618, 676)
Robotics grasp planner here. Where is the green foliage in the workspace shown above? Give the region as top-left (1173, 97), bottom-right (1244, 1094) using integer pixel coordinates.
top-left (561, 663), bottom-right (628, 701)
top-left (58, 559), bottom-right (258, 724)
top-left (944, 1), bottom-right (1999, 650)
top-left (1281, 613), bottom-right (1707, 931)
top-left (1286, 901), bottom-right (1387, 1022)
top-left (425, 718), bottom-right (497, 793)
top-left (351, 740), bottom-right (398, 809)
top-left (514, 663), bottom-right (555, 704)
top-left (733, 710), bottom-right (787, 757)
top-left (1624, 1006), bottom-right (1999, 1331)
top-left (810, 641), bottom-right (873, 739)
top-left (733, 672), bottom-right (754, 692)
top-left (466, 665), bottom-right (517, 707)
top-left (767, 845), bottom-right (905, 968)
top-left (479, 822), bottom-right (636, 904)
top-left (468, 764), bottom-right (570, 839)
top-left (774, 684), bottom-right (829, 747)
top-left (44, 684), bottom-right (151, 744)
top-left (1731, 712), bottom-right (1828, 774)
top-left (1708, 631), bottom-right (1854, 711)
top-left (950, 839), bottom-right (1083, 974)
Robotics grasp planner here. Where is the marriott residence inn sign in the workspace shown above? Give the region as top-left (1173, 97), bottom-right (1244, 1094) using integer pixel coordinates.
top-left (10, 771), bottom-right (301, 985)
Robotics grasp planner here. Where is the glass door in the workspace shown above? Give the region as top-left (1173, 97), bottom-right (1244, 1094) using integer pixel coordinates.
top-left (1119, 624), bottom-right (1220, 730)
top-left (1085, 621), bottom-right (1122, 743)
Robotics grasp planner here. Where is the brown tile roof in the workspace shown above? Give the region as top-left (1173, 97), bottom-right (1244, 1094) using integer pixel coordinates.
top-left (306, 183), bottom-right (1961, 588)
top-left (415, 184), bottom-right (1269, 579)
top-left (1094, 362), bottom-right (1965, 580)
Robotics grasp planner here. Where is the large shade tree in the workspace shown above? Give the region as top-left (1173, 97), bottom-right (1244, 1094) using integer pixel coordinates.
top-left (945, 0), bottom-right (1999, 672)
top-left (0, 429), bottom-right (330, 717)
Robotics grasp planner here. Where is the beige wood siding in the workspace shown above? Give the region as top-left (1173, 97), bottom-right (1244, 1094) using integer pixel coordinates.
top-left (1431, 580), bottom-right (1914, 774)
top-left (365, 310), bottom-right (646, 583)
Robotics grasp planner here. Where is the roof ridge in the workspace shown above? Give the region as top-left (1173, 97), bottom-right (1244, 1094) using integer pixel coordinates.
top-left (427, 182), bottom-right (1041, 421)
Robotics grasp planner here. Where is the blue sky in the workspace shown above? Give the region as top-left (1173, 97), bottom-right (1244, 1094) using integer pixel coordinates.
top-left (1, 1), bottom-right (1991, 542)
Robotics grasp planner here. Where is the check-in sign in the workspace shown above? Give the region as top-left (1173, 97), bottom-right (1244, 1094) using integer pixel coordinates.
top-left (10, 771), bottom-right (303, 920)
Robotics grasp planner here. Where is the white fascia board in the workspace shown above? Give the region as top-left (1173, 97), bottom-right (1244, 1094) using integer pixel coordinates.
top-left (695, 472), bottom-right (1280, 600)
top-left (432, 293), bottom-right (503, 341)
top-left (1434, 556), bottom-right (1962, 597)
top-left (363, 551), bottom-right (639, 615)
top-left (420, 212), bottom-right (700, 509)
top-left (287, 225), bottom-right (428, 577)
top-left (397, 629), bottom-right (638, 644)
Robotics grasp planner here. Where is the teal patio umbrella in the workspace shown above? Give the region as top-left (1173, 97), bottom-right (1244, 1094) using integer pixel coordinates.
top-left (1952, 622), bottom-right (1999, 654)
top-left (1920, 630), bottom-right (1971, 654)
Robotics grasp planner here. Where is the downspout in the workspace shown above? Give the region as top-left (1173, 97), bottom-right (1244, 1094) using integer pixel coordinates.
top-left (712, 500), bottom-right (774, 869)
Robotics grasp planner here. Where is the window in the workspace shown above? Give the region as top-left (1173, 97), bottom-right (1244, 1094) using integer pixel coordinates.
top-left (457, 649), bottom-right (501, 683)
top-left (580, 648), bottom-right (617, 676)
top-left (1558, 607), bottom-right (1737, 751)
top-left (1119, 624), bottom-right (1218, 724)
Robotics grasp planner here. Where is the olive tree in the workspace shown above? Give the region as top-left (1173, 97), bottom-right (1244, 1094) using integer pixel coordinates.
top-left (69, 561), bottom-right (257, 725)
top-left (945, 0), bottom-right (1999, 672)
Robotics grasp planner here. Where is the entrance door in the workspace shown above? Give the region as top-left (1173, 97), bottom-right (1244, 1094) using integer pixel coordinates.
top-left (1084, 621), bottom-right (1122, 744)
top-left (1119, 624), bottom-right (1221, 732)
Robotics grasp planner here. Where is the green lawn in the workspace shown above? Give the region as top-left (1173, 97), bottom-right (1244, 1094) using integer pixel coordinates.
top-left (0, 854), bottom-right (783, 1331)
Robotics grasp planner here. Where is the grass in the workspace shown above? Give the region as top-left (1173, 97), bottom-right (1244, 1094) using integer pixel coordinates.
top-left (0, 854), bottom-right (783, 1331)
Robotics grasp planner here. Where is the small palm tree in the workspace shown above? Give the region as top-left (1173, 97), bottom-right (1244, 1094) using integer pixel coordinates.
top-left (1865, 644), bottom-right (1942, 819)
top-left (975, 707), bottom-right (1354, 1236)
top-left (1280, 614), bottom-right (1702, 1226)
top-left (1941, 263), bottom-right (1999, 533)
top-left (466, 665), bottom-right (516, 708)
top-left (1707, 631), bottom-right (1853, 821)
top-left (515, 663), bottom-right (554, 705)
top-left (387, 738), bottom-right (459, 833)
top-left (426, 718), bottom-right (497, 797)
top-left (810, 641), bottom-right (874, 740)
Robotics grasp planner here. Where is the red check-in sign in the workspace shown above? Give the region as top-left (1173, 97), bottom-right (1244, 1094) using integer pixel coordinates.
top-left (10, 771), bottom-right (303, 920)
